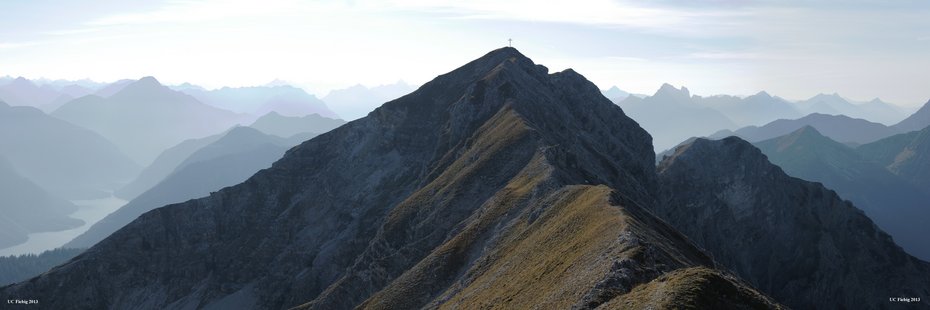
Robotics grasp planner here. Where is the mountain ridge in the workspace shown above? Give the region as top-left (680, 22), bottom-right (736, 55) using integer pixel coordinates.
top-left (0, 47), bottom-right (777, 309)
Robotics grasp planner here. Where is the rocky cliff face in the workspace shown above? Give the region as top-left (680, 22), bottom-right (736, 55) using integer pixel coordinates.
top-left (0, 48), bottom-right (778, 309)
top-left (655, 137), bottom-right (930, 309)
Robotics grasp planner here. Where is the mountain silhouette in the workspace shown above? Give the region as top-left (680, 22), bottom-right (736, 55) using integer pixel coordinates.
top-left (249, 112), bottom-right (346, 139)
top-left (0, 156), bottom-right (83, 249)
top-left (0, 77), bottom-right (66, 109)
top-left (1, 48), bottom-right (779, 309)
top-left (601, 85), bottom-right (630, 101)
top-left (618, 83), bottom-right (738, 151)
top-left (52, 76), bottom-right (249, 165)
top-left (0, 102), bottom-right (140, 199)
top-left (795, 93), bottom-right (908, 125)
top-left (710, 112), bottom-right (899, 145)
top-left (66, 127), bottom-right (300, 249)
top-left (695, 91), bottom-right (802, 126)
top-left (182, 85), bottom-right (338, 119)
top-left (755, 126), bottom-right (930, 259)
top-left (322, 81), bottom-right (416, 120)
top-left (655, 137), bottom-right (930, 309)
top-left (893, 99), bottom-right (930, 133)
top-left (113, 132), bottom-right (226, 201)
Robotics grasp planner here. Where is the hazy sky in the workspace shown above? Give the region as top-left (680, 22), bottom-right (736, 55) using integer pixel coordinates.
top-left (1, 0), bottom-right (928, 105)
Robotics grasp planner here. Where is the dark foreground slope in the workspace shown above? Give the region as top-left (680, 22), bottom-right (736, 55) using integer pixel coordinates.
top-left (0, 48), bottom-right (778, 309)
top-left (655, 137), bottom-right (930, 309)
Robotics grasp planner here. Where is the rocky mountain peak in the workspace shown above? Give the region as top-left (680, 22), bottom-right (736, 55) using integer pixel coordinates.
top-left (113, 76), bottom-right (168, 96)
top-left (751, 90), bottom-right (772, 99)
top-left (0, 48), bottom-right (746, 310)
top-left (653, 83), bottom-right (691, 102)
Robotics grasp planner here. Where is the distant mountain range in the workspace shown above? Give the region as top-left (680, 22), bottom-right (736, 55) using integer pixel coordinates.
top-left (0, 101), bottom-right (139, 199)
top-left (181, 85), bottom-right (338, 119)
top-left (694, 91), bottom-right (802, 126)
top-left (322, 81), bottom-right (416, 120)
top-left (250, 111), bottom-right (346, 138)
top-left (615, 84), bottom-right (920, 151)
top-left (755, 126), bottom-right (930, 260)
top-left (0, 157), bottom-right (83, 249)
top-left (619, 84), bottom-right (739, 151)
top-left (709, 99), bottom-right (930, 147)
top-left (66, 126), bottom-right (307, 249)
top-left (795, 93), bottom-right (908, 125)
top-left (113, 132), bottom-right (225, 201)
top-left (600, 85), bottom-right (631, 101)
top-left (710, 113), bottom-right (899, 145)
top-left (52, 77), bottom-right (249, 165)
top-left (0, 77), bottom-right (88, 111)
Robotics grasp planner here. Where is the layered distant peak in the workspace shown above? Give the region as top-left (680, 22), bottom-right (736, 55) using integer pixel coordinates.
top-left (221, 125), bottom-right (276, 142)
top-left (811, 92), bottom-right (843, 100)
top-left (10, 76), bottom-right (34, 87)
top-left (654, 83), bottom-right (691, 100)
top-left (750, 91), bottom-right (772, 99)
top-left (785, 125), bottom-right (821, 139)
top-left (601, 85), bottom-right (630, 100)
top-left (118, 76), bottom-right (166, 93)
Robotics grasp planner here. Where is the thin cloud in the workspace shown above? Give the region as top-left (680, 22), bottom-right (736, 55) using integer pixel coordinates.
top-left (0, 41), bottom-right (41, 50)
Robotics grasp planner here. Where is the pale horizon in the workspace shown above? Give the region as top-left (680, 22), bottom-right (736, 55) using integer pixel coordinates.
top-left (2, 0), bottom-right (929, 106)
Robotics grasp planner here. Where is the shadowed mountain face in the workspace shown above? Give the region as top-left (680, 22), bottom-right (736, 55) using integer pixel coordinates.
top-left (249, 112), bottom-right (346, 139)
top-left (655, 137), bottom-right (930, 309)
top-left (0, 157), bottom-right (83, 249)
top-left (0, 48), bottom-right (779, 309)
top-left (755, 126), bottom-right (930, 260)
top-left (65, 127), bottom-right (298, 249)
top-left (182, 85), bottom-right (338, 119)
top-left (52, 77), bottom-right (248, 165)
top-left (0, 102), bottom-right (140, 199)
top-left (710, 112), bottom-right (899, 145)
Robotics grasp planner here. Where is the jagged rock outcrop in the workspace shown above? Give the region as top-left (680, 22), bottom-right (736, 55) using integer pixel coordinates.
top-left (655, 137), bottom-right (930, 309)
top-left (0, 48), bottom-right (778, 309)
